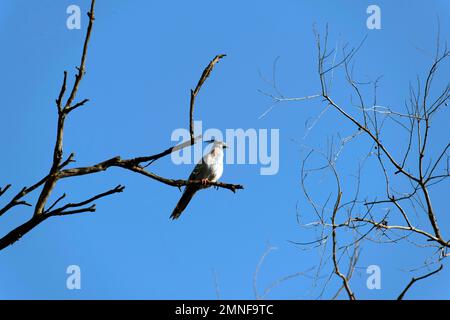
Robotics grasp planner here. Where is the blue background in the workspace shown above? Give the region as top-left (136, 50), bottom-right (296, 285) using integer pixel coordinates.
top-left (0, 0), bottom-right (448, 299)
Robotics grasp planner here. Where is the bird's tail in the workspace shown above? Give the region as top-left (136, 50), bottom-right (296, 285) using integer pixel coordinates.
top-left (170, 187), bottom-right (197, 220)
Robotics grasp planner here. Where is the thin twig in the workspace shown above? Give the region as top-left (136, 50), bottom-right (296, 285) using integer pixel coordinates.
top-left (397, 264), bottom-right (443, 300)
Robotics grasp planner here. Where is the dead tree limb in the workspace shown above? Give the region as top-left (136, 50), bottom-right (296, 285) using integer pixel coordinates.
top-left (190, 54), bottom-right (226, 143)
top-left (0, 1), bottom-right (242, 252)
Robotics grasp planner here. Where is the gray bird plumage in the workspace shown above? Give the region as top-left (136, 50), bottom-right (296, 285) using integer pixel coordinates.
top-left (170, 140), bottom-right (226, 219)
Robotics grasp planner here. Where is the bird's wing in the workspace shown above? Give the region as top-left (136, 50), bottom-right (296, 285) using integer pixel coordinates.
top-left (188, 158), bottom-right (209, 181)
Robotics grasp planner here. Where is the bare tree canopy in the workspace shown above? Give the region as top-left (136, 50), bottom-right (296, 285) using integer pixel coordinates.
top-left (261, 25), bottom-right (449, 299)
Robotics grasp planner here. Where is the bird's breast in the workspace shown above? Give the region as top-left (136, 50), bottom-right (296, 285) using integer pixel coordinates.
top-left (210, 160), bottom-right (223, 182)
top-left (204, 152), bottom-right (223, 182)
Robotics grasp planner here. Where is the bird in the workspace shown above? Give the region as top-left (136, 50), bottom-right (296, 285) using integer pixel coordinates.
top-left (170, 140), bottom-right (227, 220)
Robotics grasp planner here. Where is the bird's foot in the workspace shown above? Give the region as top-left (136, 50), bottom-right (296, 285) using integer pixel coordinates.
top-left (201, 178), bottom-right (210, 186)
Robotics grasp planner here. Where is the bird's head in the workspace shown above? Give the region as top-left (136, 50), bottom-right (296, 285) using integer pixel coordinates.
top-left (204, 139), bottom-right (227, 149)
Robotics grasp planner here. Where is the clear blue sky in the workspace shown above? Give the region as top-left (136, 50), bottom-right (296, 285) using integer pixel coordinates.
top-left (0, 0), bottom-right (448, 299)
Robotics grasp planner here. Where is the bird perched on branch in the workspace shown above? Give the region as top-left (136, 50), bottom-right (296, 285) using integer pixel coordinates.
top-left (170, 140), bottom-right (227, 220)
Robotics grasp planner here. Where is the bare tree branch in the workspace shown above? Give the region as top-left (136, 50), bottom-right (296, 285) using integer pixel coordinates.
top-left (329, 163), bottom-right (356, 300)
top-left (397, 264), bottom-right (443, 300)
top-left (0, 184), bottom-right (12, 198)
top-left (48, 185), bottom-right (125, 216)
top-left (253, 244), bottom-right (277, 300)
top-left (332, 242), bottom-right (360, 300)
top-left (190, 54), bottom-right (226, 143)
top-left (33, 0), bottom-right (97, 218)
